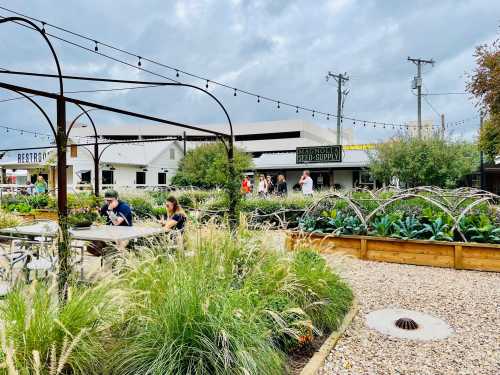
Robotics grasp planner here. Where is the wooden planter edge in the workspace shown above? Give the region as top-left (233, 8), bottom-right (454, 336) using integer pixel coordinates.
top-left (286, 231), bottom-right (500, 272)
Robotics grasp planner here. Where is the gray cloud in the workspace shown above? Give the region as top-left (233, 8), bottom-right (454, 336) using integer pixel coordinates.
top-left (0, 0), bottom-right (498, 149)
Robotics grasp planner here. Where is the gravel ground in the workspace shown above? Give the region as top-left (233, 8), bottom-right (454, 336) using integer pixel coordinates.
top-left (319, 257), bottom-right (500, 375)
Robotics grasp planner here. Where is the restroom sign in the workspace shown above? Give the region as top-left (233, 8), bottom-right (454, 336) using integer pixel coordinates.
top-left (17, 151), bottom-right (48, 164)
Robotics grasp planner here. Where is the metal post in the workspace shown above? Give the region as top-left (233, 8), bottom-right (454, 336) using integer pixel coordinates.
top-left (56, 96), bottom-right (70, 299)
top-left (183, 131), bottom-right (187, 156)
top-left (417, 63), bottom-right (422, 138)
top-left (94, 140), bottom-right (100, 196)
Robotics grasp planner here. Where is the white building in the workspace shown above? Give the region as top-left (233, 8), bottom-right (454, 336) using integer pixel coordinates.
top-left (0, 119), bottom-right (372, 191)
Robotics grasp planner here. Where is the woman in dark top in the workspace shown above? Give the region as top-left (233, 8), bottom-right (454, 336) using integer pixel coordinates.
top-left (160, 196), bottom-right (187, 232)
top-left (276, 174), bottom-right (288, 196)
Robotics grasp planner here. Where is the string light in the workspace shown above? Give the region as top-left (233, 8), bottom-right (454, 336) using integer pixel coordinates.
top-left (326, 114), bottom-right (329, 120)
top-left (277, 101), bottom-right (280, 109)
top-left (0, 6), bottom-right (481, 134)
top-left (295, 106), bottom-right (298, 113)
top-left (233, 88), bottom-right (237, 97)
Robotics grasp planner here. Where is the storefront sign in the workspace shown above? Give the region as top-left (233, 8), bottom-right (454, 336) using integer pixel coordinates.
top-left (296, 145), bottom-right (342, 164)
top-left (17, 151), bottom-right (48, 164)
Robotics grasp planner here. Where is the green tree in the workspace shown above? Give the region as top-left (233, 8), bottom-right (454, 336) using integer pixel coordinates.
top-left (467, 36), bottom-right (500, 159)
top-left (479, 114), bottom-right (500, 161)
top-left (368, 136), bottom-right (479, 188)
top-left (172, 142), bottom-right (253, 188)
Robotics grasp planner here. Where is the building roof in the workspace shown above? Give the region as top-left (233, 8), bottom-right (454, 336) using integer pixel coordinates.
top-left (69, 119), bottom-right (351, 142)
top-left (253, 149), bottom-right (370, 170)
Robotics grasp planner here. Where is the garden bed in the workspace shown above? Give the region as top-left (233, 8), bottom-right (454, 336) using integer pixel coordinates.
top-left (286, 231), bottom-right (500, 272)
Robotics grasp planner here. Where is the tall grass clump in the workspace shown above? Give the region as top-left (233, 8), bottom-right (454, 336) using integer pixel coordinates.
top-left (109, 226), bottom-right (353, 374)
top-left (0, 278), bottom-right (121, 374)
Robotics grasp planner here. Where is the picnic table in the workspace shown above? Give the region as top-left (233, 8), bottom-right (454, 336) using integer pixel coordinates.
top-left (0, 221), bottom-right (164, 242)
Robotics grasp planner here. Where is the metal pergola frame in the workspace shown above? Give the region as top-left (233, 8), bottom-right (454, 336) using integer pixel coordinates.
top-left (0, 16), bottom-right (238, 299)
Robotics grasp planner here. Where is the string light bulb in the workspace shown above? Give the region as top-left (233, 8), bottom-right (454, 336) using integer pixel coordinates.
top-left (296, 106), bottom-right (299, 113)
top-left (41, 21), bottom-right (46, 34)
top-left (327, 114), bottom-right (330, 120)
top-left (94, 41), bottom-right (98, 52)
top-left (234, 88), bottom-right (237, 97)
top-left (206, 80), bottom-right (209, 89)
top-left (277, 101), bottom-right (280, 109)
top-left (363, 122), bottom-right (366, 127)
top-left (312, 111), bottom-right (315, 118)
top-left (137, 56), bottom-right (142, 67)
top-left (257, 96), bottom-right (260, 103)
top-left (176, 70), bottom-right (179, 77)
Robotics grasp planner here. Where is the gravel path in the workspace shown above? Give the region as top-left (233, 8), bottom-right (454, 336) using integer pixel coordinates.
top-left (319, 257), bottom-right (500, 375)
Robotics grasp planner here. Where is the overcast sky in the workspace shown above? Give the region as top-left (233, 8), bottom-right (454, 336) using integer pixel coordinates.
top-left (0, 0), bottom-right (498, 150)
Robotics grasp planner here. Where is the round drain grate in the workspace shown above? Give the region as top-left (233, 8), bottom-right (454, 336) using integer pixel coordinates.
top-left (395, 317), bottom-right (418, 330)
top-left (365, 308), bottom-right (453, 340)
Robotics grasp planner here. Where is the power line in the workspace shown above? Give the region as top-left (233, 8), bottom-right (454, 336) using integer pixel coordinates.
top-left (0, 6), bottom-right (431, 131)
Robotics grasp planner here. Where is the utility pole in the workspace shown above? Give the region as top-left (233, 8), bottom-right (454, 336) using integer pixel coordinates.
top-left (408, 57), bottom-right (434, 138)
top-left (480, 113), bottom-right (485, 190)
top-left (440, 113), bottom-right (445, 138)
top-left (326, 71), bottom-right (349, 145)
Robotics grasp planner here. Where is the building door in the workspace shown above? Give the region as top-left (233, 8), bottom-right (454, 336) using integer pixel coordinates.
top-left (310, 171), bottom-right (330, 189)
top-left (102, 170), bottom-right (114, 185)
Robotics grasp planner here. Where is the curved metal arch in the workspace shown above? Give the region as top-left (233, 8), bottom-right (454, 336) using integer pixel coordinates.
top-left (0, 87), bottom-right (56, 137)
top-left (364, 192), bottom-right (466, 241)
top-left (302, 192), bottom-right (367, 227)
top-left (66, 106), bottom-right (98, 138)
top-left (451, 196), bottom-right (496, 236)
top-left (0, 17), bottom-right (64, 95)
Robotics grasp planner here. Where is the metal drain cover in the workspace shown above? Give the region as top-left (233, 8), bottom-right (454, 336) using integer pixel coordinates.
top-left (395, 317), bottom-right (418, 330)
top-left (366, 308), bottom-right (453, 340)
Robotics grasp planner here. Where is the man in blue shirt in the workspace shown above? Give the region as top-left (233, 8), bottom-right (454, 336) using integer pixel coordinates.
top-left (100, 190), bottom-right (133, 226)
top-left (88, 190), bottom-right (133, 256)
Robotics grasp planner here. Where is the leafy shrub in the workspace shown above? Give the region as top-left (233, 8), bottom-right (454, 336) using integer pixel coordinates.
top-left (0, 210), bottom-right (22, 229)
top-left (391, 216), bottom-right (424, 239)
top-left (0, 280), bottom-right (119, 374)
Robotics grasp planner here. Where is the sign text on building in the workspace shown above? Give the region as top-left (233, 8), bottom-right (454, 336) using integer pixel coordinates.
top-left (296, 145), bottom-right (342, 164)
top-left (17, 151), bottom-right (48, 164)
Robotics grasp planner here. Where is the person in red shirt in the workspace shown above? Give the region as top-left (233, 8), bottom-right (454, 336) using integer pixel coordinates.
top-left (241, 175), bottom-right (252, 196)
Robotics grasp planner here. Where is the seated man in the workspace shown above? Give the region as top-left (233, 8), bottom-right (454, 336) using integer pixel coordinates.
top-left (88, 190), bottom-right (132, 256)
top-left (100, 189), bottom-right (132, 227)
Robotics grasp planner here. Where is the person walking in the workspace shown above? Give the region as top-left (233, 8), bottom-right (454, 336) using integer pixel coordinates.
top-left (34, 175), bottom-right (48, 194)
top-left (266, 175), bottom-right (274, 196)
top-left (299, 170), bottom-right (313, 196)
top-left (241, 175), bottom-right (252, 197)
top-left (257, 175), bottom-right (268, 198)
top-left (276, 174), bottom-right (288, 196)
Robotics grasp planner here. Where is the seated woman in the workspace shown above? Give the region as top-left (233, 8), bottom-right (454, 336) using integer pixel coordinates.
top-left (160, 196), bottom-right (187, 233)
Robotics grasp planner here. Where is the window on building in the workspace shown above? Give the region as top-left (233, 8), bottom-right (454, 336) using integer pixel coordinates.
top-left (158, 172), bottom-right (167, 185)
top-left (81, 171), bottom-right (91, 183)
top-left (136, 171), bottom-right (146, 185)
top-left (169, 148), bottom-right (175, 160)
top-left (102, 170), bottom-right (114, 185)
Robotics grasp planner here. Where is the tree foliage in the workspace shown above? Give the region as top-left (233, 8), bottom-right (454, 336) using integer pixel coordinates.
top-left (467, 36), bottom-right (500, 159)
top-left (172, 142), bottom-right (253, 188)
top-left (479, 114), bottom-right (500, 161)
top-left (368, 135), bottom-right (479, 188)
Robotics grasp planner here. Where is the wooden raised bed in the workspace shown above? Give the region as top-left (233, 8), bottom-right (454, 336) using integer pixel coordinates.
top-left (286, 232), bottom-right (500, 272)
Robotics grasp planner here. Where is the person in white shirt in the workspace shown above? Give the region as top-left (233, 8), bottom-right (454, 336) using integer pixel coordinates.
top-left (257, 175), bottom-right (268, 197)
top-left (299, 170), bottom-right (313, 196)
